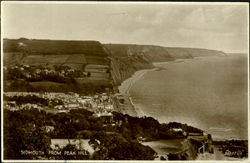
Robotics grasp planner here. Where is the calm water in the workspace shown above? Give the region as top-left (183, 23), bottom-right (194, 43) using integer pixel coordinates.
top-left (130, 54), bottom-right (248, 140)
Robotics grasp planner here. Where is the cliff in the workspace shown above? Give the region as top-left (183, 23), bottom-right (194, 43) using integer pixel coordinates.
top-left (104, 44), bottom-right (225, 61)
top-left (105, 44), bottom-right (175, 62)
top-left (109, 55), bottom-right (154, 85)
top-left (3, 39), bottom-right (226, 88)
top-left (104, 44), bottom-right (225, 85)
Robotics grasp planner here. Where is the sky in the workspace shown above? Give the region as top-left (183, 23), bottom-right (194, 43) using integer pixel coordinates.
top-left (2, 2), bottom-right (249, 53)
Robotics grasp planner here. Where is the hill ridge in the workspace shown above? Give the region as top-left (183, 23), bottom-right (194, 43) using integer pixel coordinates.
top-left (3, 38), bottom-right (226, 87)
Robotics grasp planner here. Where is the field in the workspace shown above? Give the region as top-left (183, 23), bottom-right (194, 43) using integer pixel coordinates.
top-left (90, 72), bottom-right (110, 79)
top-left (84, 68), bottom-right (107, 73)
top-left (3, 52), bottom-right (25, 66)
top-left (29, 81), bottom-right (65, 87)
top-left (85, 56), bottom-right (110, 65)
top-left (11, 54), bottom-right (88, 70)
top-left (61, 64), bottom-right (84, 70)
top-left (65, 54), bottom-right (87, 64)
top-left (22, 55), bottom-right (69, 64)
top-left (4, 39), bottom-right (107, 56)
top-left (85, 64), bottom-right (109, 69)
top-left (75, 78), bottom-right (111, 86)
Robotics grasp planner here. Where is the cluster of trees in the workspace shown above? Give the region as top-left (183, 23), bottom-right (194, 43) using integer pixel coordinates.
top-left (165, 122), bottom-right (203, 133)
top-left (4, 80), bottom-right (112, 95)
top-left (89, 131), bottom-right (156, 160)
top-left (112, 112), bottom-right (203, 140)
top-left (5, 65), bottom-right (84, 84)
top-left (4, 107), bottom-right (204, 160)
top-left (5, 66), bottom-right (23, 80)
top-left (4, 94), bottom-right (64, 106)
top-left (4, 108), bottom-right (157, 160)
top-left (27, 73), bottom-right (74, 84)
top-left (4, 109), bottom-right (51, 159)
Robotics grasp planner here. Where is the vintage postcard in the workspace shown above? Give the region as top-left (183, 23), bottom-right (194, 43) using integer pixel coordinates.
top-left (1, 1), bottom-right (249, 162)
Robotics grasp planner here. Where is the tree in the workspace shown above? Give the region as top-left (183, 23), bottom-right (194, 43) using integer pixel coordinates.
top-left (4, 125), bottom-right (51, 159)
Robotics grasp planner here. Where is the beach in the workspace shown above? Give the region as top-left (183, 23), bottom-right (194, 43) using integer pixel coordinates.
top-left (117, 60), bottom-right (190, 117)
top-left (118, 68), bottom-right (158, 95)
top-left (117, 60), bottom-right (185, 117)
top-left (118, 68), bottom-right (158, 117)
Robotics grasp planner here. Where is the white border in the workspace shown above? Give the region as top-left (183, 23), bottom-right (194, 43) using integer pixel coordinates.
top-left (1, 1), bottom-right (249, 163)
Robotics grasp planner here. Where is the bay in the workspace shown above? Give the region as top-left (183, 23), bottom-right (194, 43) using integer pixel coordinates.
top-left (130, 54), bottom-right (248, 140)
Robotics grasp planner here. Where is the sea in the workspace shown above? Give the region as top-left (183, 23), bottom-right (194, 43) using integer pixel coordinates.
top-left (129, 54), bottom-right (248, 140)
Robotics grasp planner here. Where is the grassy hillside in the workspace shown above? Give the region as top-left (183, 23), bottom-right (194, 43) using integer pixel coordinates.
top-left (3, 38), bottom-right (109, 68)
top-left (3, 39), bottom-right (226, 91)
top-left (3, 52), bottom-right (26, 66)
top-left (105, 44), bottom-right (175, 62)
top-left (3, 38), bottom-right (107, 56)
top-left (163, 47), bottom-right (226, 59)
top-left (3, 39), bottom-right (113, 92)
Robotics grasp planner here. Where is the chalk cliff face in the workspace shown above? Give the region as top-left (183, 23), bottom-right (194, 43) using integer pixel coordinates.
top-left (104, 44), bottom-right (175, 62)
top-left (104, 44), bottom-right (225, 84)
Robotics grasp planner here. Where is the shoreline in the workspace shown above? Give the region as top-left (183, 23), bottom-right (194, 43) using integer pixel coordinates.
top-left (118, 68), bottom-right (158, 117)
top-left (118, 68), bottom-right (158, 95)
top-left (117, 60), bottom-right (175, 117)
top-left (118, 56), bottom-right (247, 141)
top-left (116, 58), bottom-right (203, 118)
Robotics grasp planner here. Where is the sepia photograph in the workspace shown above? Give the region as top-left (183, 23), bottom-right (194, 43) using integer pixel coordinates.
top-left (1, 1), bottom-right (249, 162)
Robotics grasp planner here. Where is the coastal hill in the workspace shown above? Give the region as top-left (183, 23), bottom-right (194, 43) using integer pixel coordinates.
top-left (104, 43), bottom-right (225, 84)
top-left (3, 38), bottom-right (226, 90)
top-left (105, 44), bottom-right (225, 61)
top-left (4, 38), bottom-right (107, 55)
top-left (3, 38), bottom-right (112, 92)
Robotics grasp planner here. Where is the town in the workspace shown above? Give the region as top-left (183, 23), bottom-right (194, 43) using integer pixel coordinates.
top-left (4, 91), bottom-right (116, 117)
